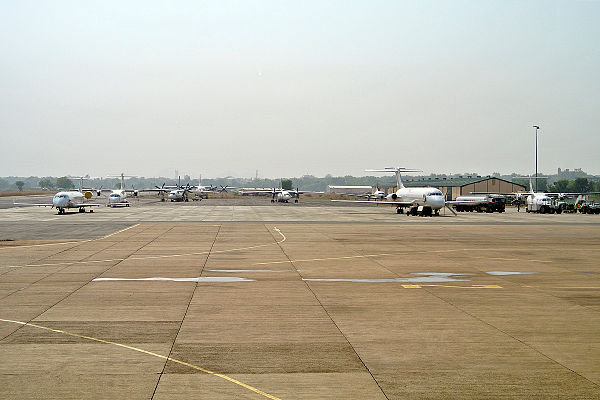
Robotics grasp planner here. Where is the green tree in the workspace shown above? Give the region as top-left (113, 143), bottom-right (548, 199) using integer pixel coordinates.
top-left (15, 181), bottom-right (25, 191)
top-left (549, 180), bottom-right (570, 193)
top-left (56, 176), bottom-right (74, 189)
top-left (39, 178), bottom-right (55, 189)
top-left (281, 179), bottom-right (293, 190)
top-left (572, 178), bottom-right (591, 193)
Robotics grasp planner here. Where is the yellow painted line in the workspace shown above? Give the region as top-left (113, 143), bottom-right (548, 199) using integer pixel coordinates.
top-left (252, 252), bottom-right (397, 266)
top-left (401, 284), bottom-right (503, 289)
top-left (0, 318), bottom-right (283, 400)
top-left (6, 227), bottom-right (286, 269)
top-left (0, 224), bottom-right (141, 250)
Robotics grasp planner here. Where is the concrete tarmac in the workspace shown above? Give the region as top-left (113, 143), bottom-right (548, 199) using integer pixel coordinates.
top-left (0, 200), bottom-right (599, 399)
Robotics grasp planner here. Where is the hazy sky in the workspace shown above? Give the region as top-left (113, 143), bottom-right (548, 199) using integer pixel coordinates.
top-left (1, 1), bottom-right (599, 178)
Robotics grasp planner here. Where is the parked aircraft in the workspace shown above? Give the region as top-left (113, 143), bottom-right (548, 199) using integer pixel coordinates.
top-left (474, 176), bottom-right (599, 214)
top-left (13, 177), bottom-right (103, 214)
top-left (332, 168), bottom-right (456, 216)
top-left (238, 188), bottom-right (320, 203)
top-left (104, 173), bottom-right (138, 207)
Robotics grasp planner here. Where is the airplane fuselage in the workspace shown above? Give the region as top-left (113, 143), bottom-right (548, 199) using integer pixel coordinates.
top-left (388, 187), bottom-right (445, 214)
top-left (168, 190), bottom-right (188, 201)
top-left (53, 191), bottom-right (85, 209)
top-left (52, 191), bottom-right (97, 214)
top-left (276, 191), bottom-right (293, 202)
top-left (108, 190), bottom-right (129, 207)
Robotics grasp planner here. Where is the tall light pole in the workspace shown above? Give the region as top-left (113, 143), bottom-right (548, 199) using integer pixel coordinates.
top-left (533, 125), bottom-right (540, 191)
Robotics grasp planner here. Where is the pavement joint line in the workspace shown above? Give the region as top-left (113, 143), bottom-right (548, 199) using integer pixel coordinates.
top-left (0, 224), bottom-right (158, 340)
top-left (0, 223), bottom-right (140, 250)
top-left (4, 227), bottom-right (286, 269)
top-left (0, 224), bottom-right (143, 292)
top-left (0, 318), bottom-right (283, 400)
top-left (150, 224), bottom-right (221, 399)
top-left (267, 225), bottom-right (391, 400)
top-left (409, 276), bottom-right (600, 390)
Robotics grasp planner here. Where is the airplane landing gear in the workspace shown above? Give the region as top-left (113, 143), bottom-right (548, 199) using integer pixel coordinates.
top-left (89, 209), bottom-right (94, 213)
top-left (78, 208), bottom-right (85, 213)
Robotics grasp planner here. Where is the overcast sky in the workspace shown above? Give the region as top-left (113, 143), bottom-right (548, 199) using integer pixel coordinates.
top-left (1, 1), bottom-right (599, 179)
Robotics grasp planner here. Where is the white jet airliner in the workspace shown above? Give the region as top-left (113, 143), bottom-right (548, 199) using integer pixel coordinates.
top-left (14, 189), bottom-right (103, 214)
top-left (332, 168), bottom-right (455, 216)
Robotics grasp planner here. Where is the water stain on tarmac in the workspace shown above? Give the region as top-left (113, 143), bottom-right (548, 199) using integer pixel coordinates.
top-left (93, 277), bottom-right (254, 282)
top-left (303, 272), bottom-right (473, 283)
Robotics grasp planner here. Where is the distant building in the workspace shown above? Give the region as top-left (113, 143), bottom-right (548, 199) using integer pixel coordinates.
top-left (328, 185), bottom-right (373, 195)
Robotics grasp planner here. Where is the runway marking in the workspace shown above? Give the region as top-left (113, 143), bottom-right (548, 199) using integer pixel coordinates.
top-left (0, 318), bottom-right (283, 400)
top-left (251, 248), bottom-right (552, 267)
top-left (303, 273), bottom-right (474, 283)
top-left (93, 276), bottom-right (254, 282)
top-left (5, 226), bottom-right (286, 268)
top-left (0, 224), bottom-right (140, 250)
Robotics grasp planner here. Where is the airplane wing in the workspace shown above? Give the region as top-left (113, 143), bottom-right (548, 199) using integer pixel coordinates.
top-left (238, 190), bottom-right (278, 195)
top-left (141, 188), bottom-right (169, 193)
top-left (13, 202), bottom-right (53, 207)
top-left (544, 192), bottom-right (600, 197)
top-left (331, 199), bottom-right (417, 206)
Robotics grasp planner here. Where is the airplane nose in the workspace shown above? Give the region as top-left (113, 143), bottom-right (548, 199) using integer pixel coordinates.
top-left (428, 196), bottom-right (444, 208)
top-left (53, 198), bottom-right (67, 207)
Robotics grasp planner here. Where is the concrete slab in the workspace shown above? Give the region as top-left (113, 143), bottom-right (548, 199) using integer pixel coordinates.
top-left (1, 207), bottom-right (599, 399)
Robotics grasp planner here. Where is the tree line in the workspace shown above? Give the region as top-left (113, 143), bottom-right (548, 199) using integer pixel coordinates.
top-left (1, 175), bottom-right (599, 193)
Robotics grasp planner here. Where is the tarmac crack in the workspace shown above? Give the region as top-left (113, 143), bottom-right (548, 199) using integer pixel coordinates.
top-left (0, 223), bottom-right (157, 342)
top-left (266, 225), bottom-right (391, 400)
top-left (149, 224), bottom-right (222, 400)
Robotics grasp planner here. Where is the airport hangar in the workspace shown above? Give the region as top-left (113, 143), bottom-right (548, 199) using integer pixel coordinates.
top-left (379, 176), bottom-right (526, 200)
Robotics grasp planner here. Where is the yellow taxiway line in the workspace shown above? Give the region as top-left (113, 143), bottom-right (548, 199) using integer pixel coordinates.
top-left (0, 318), bottom-right (283, 400)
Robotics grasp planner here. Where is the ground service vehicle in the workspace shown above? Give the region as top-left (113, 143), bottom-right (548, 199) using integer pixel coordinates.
top-left (453, 195), bottom-right (506, 213)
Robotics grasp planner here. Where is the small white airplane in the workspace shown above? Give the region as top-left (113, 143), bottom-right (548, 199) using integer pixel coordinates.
top-left (239, 188), bottom-right (320, 203)
top-left (14, 177), bottom-right (103, 215)
top-left (168, 185), bottom-right (192, 202)
top-left (332, 168), bottom-right (455, 216)
top-left (359, 186), bottom-right (386, 200)
top-left (104, 173), bottom-right (139, 207)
